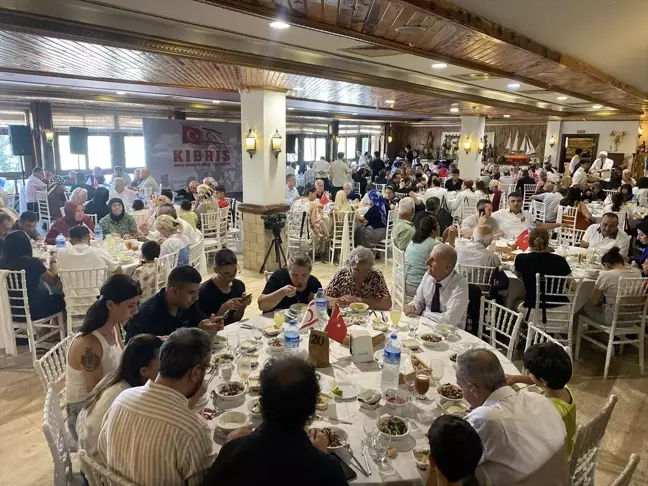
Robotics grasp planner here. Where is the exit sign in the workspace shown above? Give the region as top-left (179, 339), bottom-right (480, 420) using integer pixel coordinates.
top-left (576, 130), bottom-right (586, 134)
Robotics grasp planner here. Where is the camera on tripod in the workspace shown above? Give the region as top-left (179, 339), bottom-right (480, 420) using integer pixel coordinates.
top-left (262, 213), bottom-right (286, 234)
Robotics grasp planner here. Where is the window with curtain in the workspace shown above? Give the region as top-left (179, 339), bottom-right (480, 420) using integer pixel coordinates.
top-left (87, 135), bottom-right (111, 170)
top-left (124, 135), bottom-right (145, 168)
top-left (304, 138), bottom-right (316, 162)
top-left (57, 135), bottom-right (84, 171)
top-left (338, 137), bottom-right (356, 159)
top-left (315, 138), bottom-right (326, 160)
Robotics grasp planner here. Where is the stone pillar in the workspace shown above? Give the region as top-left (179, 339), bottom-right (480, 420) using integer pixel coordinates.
top-left (239, 89), bottom-right (289, 272)
top-left (110, 132), bottom-right (125, 169)
top-left (543, 120), bottom-right (562, 168)
top-left (458, 115), bottom-right (485, 181)
top-left (29, 101), bottom-right (54, 172)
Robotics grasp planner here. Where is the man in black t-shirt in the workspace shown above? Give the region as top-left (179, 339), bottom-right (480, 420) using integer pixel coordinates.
top-left (370, 151), bottom-right (385, 181)
top-left (258, 254), bottom-right (322, 312)
top-left (176, 180), bottom-right (199, 202)
top-left (445, 168), bottom-right (463, 192)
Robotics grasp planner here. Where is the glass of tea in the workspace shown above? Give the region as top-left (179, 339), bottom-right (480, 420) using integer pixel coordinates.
top-left (414, 371), bottom-right (430, 401)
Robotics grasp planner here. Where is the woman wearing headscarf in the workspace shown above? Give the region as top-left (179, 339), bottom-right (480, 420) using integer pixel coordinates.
top-left (619, 183), bottom-right (634, 203)
top-left (355, 189), bottom-right (389, 250)
top-left (45, 201), bottom-right (95, 244)
top-left (47, 175), bottom-right (67, 220)
top-left (84, 187), bottom-right (111, 221)
top-left (99, 198), bottom-right (138, 237)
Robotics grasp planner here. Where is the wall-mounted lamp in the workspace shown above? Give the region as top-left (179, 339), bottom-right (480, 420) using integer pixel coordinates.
top-left (549, 135), bottom-right (556, 147)
top-left (639, 126), bottom-right (644, 138)
top-left (387, 135), bottom-right (393, 144)
top-left (270, 130), bottom-right (282, 157)
top-left (463, 137), bottom-right (472, 153)
top-left (43, 128), bottom-right (54, 143)
top-left (477, 138), bottom-right (485, 152)
top-left (245, 129), bottom-right (257, 158)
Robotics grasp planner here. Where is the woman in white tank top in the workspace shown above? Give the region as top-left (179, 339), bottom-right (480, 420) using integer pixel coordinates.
top-left (65, 274), bottom-right (143, 440)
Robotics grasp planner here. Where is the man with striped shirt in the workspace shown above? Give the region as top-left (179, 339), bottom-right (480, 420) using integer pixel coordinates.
top-left (98, 328), bottom-right (250, 485)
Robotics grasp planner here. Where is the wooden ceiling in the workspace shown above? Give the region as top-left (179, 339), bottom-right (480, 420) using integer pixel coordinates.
top-left (202, 0), bottom-right (647, 115)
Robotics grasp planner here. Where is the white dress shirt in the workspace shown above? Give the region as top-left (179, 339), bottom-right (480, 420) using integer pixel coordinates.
top-left (286, 166), bottom-right (296, 176)
top-left (568, 154), bottom-right (580, 175)
top-left (456, 241), bottom-right (501, 268)
top-left (582, 224), bottom-right (631, 255)
top-left (330, 159), bottom-right (351, 187)
top-left (312, 159), bottom-right (330, 179)
top-left (467, 386), bottom-right (566, 485)
top-left (98, 381), bottom-right (214, 486)
top-left (140, 176), bottom-right (159, 193)
top-left (285, 185), bottom-right (299, 202)
top-left (492, 208), bottom-right (535, 239)
top-left (571, 167), bottom-right (588, 187)
top-left (109, 187), bottom-right (138, 211)
top-left (534, 192), bottom-right (563, 222)
top-left (591, 157), bottom-right (614, 172)
top-left (57, 243), bottom-right (120, 272)
top-left (408, 271), bottom-right (469, 329)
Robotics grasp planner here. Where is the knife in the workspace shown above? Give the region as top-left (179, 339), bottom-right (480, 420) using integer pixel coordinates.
top-left (361, 441), bottom-right (372, 476)
top-left (316, 414), bottom-right (353, 425)
top-left (345, 445), bottom-right (369, 477)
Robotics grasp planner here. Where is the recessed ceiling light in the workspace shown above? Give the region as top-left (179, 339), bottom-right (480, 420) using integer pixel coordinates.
top-left (291, 87), bottom-right (303, 92)
top-left (385, 99), bottom-right (395, 104)
top-left (287, 107), bottom-right (295, 110)
top-left (503, 114), bottom-right (511, 118)
top-left (451, 102), bottom-right (459, 107)
top-left (116, 91), bottom-right (126, 95)
top-left (450, 107), bottom-right (459, 113)
top-left (507, 83), bottom-right (520, 89)
top-left (212, 100), bottom-right (220, 104)
top-left (352, 113), bottom-right (358, 116)
top-left (592, 104), bottom-right (603, 109)
top-left (557, 96), bottom-right (568, 101)
top-left (269, 21), bottom-right (290, 29)
top-left (431, 63), bottom-right (447, 69)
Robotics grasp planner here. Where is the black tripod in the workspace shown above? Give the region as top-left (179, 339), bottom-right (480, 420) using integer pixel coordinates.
top-left (260, 227), bottom-right (288, 274)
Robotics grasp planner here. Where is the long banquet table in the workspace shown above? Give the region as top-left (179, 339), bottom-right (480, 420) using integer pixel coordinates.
top-left (206, 315), bottom-right (520, 485)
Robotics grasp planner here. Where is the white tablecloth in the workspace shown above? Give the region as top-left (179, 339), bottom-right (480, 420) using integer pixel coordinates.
top-left (207, 316), bottom-right (519, 485)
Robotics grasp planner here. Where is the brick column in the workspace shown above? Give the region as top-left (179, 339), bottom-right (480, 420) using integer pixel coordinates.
top-left (238, 203), bottom-right (290, 273)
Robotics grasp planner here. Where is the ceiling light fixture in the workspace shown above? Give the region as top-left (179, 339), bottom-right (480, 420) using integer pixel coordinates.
top-left (287, 107), bottom-right (295, 111)
top-left (352, 113), bottom-right (358, 116)
top-left (592, 104), bottom-right (603, 109)
top-left (269, 21), bottom-right (290, 29)
top-left (503, 114), bottom-right (511, 118)
top-left (450, 107), bottom-right (459, 113)
top-left (385, 100), bottom-right (395, 104)
top-left (292, 87), bottom-right (303, 92)
top-left (116, 91), bottom-right (126, 95)
top-left (212, 100), bottom-right (220, 104)
top-left (431, 63), bottom-right (447, 69)
top-left (507, 83), bottom-right (520, 89)
top-left (557, 96), bottom-right (568, 101)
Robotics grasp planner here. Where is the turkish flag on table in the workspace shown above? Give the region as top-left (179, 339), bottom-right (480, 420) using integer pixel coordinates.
top-left (515, 228), bottom-right (530, 251)
top-left (182, 125), bottom-right (203, 144)
top-left (325, 304), bottom-right (347, 344)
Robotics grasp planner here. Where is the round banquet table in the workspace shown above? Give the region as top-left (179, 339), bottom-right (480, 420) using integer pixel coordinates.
top-left (206, 315), bottom-right (520, 485)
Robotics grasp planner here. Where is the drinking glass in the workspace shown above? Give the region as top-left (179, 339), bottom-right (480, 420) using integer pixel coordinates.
top-left (219, 363), bottom-right (233, 382)
top-left (429, 359), bottom-right (444, 387)
top-left (237, 356), bottom-right (251, 385)
top-left (273, 310), bottom-right (285, 328)
top-left (370, 429), bottom-right (391, 465)
top-left (227, 332), bottom-right (239, 354)
top-left (239, 331), bottom-right (251, 353)
top-left (390, 306), bottom-right (402, 329)
top-left (414, 371), bottom-right (430, 400)
top-left (253, 330), bottom-right (263, 346)
top-left (407, 318), bottom-right (418, 337)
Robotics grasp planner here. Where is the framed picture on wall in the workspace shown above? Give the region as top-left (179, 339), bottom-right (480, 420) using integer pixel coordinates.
top-left (559, 134), bottom-right (599, 173)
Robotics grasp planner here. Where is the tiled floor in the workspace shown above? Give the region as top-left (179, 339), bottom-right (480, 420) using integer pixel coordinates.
top-left (0, 262), bottom-right (646, 485)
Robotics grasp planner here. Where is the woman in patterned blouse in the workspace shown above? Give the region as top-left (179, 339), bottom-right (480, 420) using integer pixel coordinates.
top-left (99, 198), bottom-right (139, 237)
top-left (325, 246), bottom-right (392, 310)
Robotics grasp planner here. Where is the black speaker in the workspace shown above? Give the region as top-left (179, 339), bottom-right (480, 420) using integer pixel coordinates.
top-left (8, 125), bottom-right (33, 156)
top-left (69, 127), bottom-right (89, 155)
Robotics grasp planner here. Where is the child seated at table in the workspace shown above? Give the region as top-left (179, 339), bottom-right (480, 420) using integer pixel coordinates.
top-left (132, 240), bottom-right (160, 299)
top-left (506, 342), bottom-right (576, 459)
top-left (178, 199), bottom-right (197, 229)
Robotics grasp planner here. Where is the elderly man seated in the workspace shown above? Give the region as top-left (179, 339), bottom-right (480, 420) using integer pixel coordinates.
top-left (456, 349), bottom-right (568, 485)
top-left (456, 226), bottom-right (501, 268)
top-left (529, 182), bottom-right (562, 223)
top-left (392, 197), bottom-right (416, 251)
top-left (581, 212), bottom-right (630, 256)
top-left (460, 199), bottom-right (503, 238)
top-left (404, 243), bottom-right (469, 329)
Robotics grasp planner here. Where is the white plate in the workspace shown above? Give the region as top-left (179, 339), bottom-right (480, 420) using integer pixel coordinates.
top-left (331, 381), bottom-right (359, 400)
top-left (373, 348), bottom-right (412, 367)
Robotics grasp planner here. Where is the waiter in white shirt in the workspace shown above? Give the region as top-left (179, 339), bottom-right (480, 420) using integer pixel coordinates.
top-left (404, 243), bottom-right (469, 329)
top-left (329, 152), bottom-right (351, 200)
top-left (312, 156), bottom-right (330, 190)
top-left (568, 147), bottom-right (583, 176)
top-left (571, 160), bottom-right (590, 188)
top-left (456, 349), bottom-right (568, 485)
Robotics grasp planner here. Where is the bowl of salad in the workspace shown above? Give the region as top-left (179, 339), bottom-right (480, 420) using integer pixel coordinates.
top-left (377, 414), bottom-right (410, 440)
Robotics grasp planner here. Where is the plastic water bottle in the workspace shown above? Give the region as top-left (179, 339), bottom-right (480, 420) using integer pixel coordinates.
top-left (94, 224), bottom-right (103, 243)
top-left (284, 319), bottom-right (300, 356)
top-left (55, 233), bottom-right (66, 250)
top-left (315, 288), bottom-right (328, 328)
top-left (381, 333), bottom-right (402, 392)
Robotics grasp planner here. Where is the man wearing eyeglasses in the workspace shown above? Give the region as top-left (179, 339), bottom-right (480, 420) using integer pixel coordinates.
top-left (124, 265), bottom-right (224, 342)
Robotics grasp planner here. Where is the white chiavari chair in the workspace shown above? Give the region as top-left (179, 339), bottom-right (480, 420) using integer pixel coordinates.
top-left (375, 184), bottom-right (386, 194)
top-left (43, 387), bottom-right (76, 486)
top-left (79, 449), bottom-right (137, 486)
top-left (154, 251), bottom-right (179, 293)
top-left (59, 267), bottom-right (108, 335)
top-left (328, 211), bottom-right (354, 265)
top-left (36, 190), bottom-right (54, 230)
top-left (576, 277), bottom-right (648, 379)
top-left (569, 395), bottom-right (618, 486)
top-left (525, 322), bottom-right (571, 358)
top-left (499, 182), bottom-right (516, 195)
top-left (353, 182), bottom-right (361, 195)
top-left (478, 296), bottom-right (524, 360)
top-left (531, 199), bottom-right (548, 222)
top-left (375, 208), bottom-right (398, 266)
top-left (523, 184), bottom-right (536, 210)
top-left (2, 269), bottom-right (64, 363)
top-left (556, 227), bottom-right (586, 247)
top-left (226, 200), bottom-right (242, 252)
top-left (87, 214), bottom-right (97, 227)
top-left (34, 335), bottom-right (75, 394)
top-left (201, 208), bottom-right (229, 257)
top-left (557, 205), bottom-right (578, 230)
top-left (286, 207), bottom-right (316, 261)
top-left (531, 274), bottom-right (583, 354)
top-left (189, 236), bottom-right (204, 274)
top-left (457, 264), bottom-right (495, 295)
top-left (610, 454), bottom-right (640, 486)
top-left (391, 244), bottom-right (407, 307)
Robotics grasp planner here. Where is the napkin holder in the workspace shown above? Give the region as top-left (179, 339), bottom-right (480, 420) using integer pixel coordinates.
top-left (349, 329), bottom-right (374, 363)
top-left (342, 325), bottom-right (384, 349)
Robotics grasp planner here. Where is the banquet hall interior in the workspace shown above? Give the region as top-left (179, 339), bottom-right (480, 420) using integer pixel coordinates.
top-left (0, 0), bottom-right (647, 485)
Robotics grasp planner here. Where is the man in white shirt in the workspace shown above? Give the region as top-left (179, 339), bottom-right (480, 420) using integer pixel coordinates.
top-left (424, 178), bottom-right (448, 205)
top-left (530, 182), bottom-right (562, 222)
top-left (461, 200), bottom-right (503, 238)
top-left (456, 226), bottom-right (501, 268)
top-left (139, 167), bottom-right (159, 193)
top-left (568, 148), bottom-right (583, 175)
top-left (110, 166), bottom-right (132, 185)
top-left (571, 160), bottom-right (590, 188)
top-left (581, 213), bottom-right (631, 255)
top-left (404, 243), bottom-right (469, 329)
top-left (285, 174), bottom-right (300, 203)
top-left (57, 225), bottom-right (122, 273)
top-left (330, 152), bottom-right (351, 198)
top-left (456, 349), bottom-right (567, 485)
top-left (98, 328), bottom-right (250, 486)
top-left (312, 156), bottom-right (330, 190)
top-left (491, 192), bottom-right (535, 239)
top-left (109, 178), bottom-right (138, 210)
top-left (25, 167), bottom-right (47, 214)
top-left (285, 162), bottom-right (296, 177)
top-left (590, 151), bottom-right (614, 182)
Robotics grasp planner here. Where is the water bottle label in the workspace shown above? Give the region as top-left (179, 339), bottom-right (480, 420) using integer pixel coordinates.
top-left (285, 334), bottom-right (300, 348)
top-left (384, 349), bottom-right (401, 366)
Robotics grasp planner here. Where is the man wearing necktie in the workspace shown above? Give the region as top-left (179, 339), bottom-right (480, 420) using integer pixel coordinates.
top-left (404, 243), bottom-right (469, 329)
